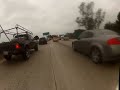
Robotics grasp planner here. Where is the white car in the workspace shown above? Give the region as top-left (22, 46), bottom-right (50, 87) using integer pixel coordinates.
top-left (53, 37), bottom-right (59, 42)
top-left (63, 36), bottom-right (69, 40)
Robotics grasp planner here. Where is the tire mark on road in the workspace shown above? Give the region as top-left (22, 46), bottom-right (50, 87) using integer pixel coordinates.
top-left (48, 43), bottom-right (58, 90)
top-left (58, 41), bottom-right (71, 48)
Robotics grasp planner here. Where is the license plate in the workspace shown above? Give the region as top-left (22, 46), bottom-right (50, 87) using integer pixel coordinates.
top-left (3, 51), bottom-right (8, 55)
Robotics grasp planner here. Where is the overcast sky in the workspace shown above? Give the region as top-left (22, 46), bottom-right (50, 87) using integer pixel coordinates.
top-left (0, 0), bottom-right (120, 40)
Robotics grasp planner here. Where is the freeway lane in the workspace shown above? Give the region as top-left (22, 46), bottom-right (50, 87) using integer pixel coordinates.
top-left (0, 41), bottom-right (118, 90)
top-left (50, 41), bottom-right (119, 90)
top-left (0, 44), bottom-right (56, 90)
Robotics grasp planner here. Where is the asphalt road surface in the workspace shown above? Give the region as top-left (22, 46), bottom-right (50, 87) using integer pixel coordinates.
top-left (0, 40), bottom-right (118, 90)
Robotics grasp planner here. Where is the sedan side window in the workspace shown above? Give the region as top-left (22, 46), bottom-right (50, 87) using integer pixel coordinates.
top-left (86, 32), bottom-right (94, 38)
top-left (78, 32), bottom-right (86, 39)
top-left (78, 32), bottom-right (93, 39)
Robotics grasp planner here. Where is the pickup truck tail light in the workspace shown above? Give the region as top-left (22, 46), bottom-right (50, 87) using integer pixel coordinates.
top-left (107, 38), bottom-right (120, 45)
top-left (16, 43), bottom-right (21, 49)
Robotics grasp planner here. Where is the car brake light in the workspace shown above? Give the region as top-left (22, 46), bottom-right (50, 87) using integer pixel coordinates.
top-left (107, 38), bottom-right (120, 45)
top-left (16, 43), bottom-right (21, 49)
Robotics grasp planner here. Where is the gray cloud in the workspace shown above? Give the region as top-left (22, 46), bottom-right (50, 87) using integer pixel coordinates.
top-left (0, 0), bottom-right (119, 37)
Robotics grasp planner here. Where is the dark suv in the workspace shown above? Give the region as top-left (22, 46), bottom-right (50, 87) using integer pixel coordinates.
top-left (3, 33), bottom-right (39, 61)
top-left (0, 24), bottom-right (39, 61)
top-left (39, 37), bottom-right (47, 45)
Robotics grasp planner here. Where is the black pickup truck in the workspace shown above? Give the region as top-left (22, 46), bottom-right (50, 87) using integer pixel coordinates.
top-left (0, 24), bottom-right (39, 61)
top-left (3, 33), bottom-right (39, 61)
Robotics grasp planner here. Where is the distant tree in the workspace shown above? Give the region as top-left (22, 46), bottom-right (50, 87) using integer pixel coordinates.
top-left (76, 2), bottom-right (105, 30)
top-left (116, 12), bottom-right (120, 29)
top-left (104, 22), bottom-right (116, 30)
top-left (104, 12), bottom-right (120, 33)
top-left (95, 9), bottom-right (106, 29)
top-left (104, 22), bottom-right (112, 29)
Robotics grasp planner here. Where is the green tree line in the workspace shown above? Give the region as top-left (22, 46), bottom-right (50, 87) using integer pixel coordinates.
top-left (104, 12), bottom-right (120, 33)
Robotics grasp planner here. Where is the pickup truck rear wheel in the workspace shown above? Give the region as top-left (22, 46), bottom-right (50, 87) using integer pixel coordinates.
top-left (4, 55), bottom-right (12, 61)
top-left (23, 49), bottom-right (30, 60)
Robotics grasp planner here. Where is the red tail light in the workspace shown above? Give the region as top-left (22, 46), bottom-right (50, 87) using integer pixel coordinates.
top-left (16, 43), bottom-right (21, 49)
top-left (107, 38), bottom-right (120, 45)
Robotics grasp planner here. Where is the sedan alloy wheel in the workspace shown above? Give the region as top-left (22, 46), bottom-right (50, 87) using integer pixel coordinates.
top-left (91, 48), bottom-right (102, 64)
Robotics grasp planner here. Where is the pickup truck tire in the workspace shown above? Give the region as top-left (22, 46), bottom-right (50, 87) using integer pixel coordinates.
top-left (23, 48), bottom-right (30, 60)
top-left (4, 55), bottom-right (12, 61)
top-left (34, 44), bottom-right (38, 51)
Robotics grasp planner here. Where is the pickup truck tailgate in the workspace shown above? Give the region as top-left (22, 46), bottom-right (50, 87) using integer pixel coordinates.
top-left (2, 42), bottom-right (16, 51)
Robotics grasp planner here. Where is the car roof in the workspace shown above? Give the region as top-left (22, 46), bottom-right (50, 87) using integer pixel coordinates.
top-left (84, 29), bottom-right (115, 33)
top-left (14, 33), bottom-right (31, 36)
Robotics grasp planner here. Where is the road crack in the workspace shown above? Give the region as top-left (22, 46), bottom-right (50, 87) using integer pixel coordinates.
top-left (49, 43), bottom-right (58, 90)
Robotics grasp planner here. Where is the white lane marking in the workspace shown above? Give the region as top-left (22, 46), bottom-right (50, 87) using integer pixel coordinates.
top-left (116, 85), bottom-right (119, 90)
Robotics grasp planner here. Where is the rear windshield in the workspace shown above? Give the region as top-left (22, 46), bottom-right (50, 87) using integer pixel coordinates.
top-left (14, 34), bottom-right (28, 39)
top-left (53, 36), bottom-right (58, 38)
top-left (40, 38), bottom-right (46, 40)
top-left (64, 35), bottom-right (68, 37)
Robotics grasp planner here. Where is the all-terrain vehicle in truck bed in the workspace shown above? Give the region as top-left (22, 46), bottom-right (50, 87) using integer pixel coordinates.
top-left (0, 24), bottom-right (39, 61)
